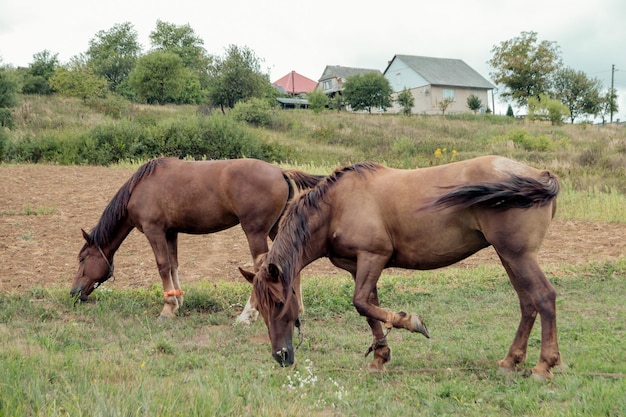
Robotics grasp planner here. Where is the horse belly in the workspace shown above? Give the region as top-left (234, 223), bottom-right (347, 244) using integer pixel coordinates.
top-left (387, 224), bottom-right (489, 270)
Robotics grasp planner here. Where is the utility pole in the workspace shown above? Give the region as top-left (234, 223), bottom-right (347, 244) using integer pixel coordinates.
top-left (610, 64), bottom-right (615, 123)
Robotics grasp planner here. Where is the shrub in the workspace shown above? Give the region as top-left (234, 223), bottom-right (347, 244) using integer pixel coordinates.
top-left (230, 98), bottom-right (274, 127)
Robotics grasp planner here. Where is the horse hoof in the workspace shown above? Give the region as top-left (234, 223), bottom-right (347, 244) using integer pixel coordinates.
top-left (367, 363), bottom-right (386, 373)
top-left (411, 314), bottom-right (430, 338)
top-left (497, 366), bottom-right (515, 377)
top-left (530, 367), bottom-right (553, 382)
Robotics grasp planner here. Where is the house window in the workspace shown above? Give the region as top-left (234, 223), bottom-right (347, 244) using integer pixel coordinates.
top-left (323, 80), bottom-right (333, 90)
top-left (443, 89), bottom-right (455, 101)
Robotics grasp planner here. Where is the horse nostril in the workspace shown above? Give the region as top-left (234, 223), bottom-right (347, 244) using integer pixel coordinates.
top-left (273, 347), bottom-right (294, 367)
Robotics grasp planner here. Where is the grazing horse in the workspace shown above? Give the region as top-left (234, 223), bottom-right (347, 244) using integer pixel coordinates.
top-left (240, 156), bottom-right (561, 380)
top-left (71, 157), bottom-right (322, 319)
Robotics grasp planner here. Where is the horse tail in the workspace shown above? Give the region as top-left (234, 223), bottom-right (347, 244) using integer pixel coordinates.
top-left (431, 171), bottom-right (560, 211)
top-left (88, 158), bottom-right (165, 246)
top-left (282, 169), bottom-right (325, 192)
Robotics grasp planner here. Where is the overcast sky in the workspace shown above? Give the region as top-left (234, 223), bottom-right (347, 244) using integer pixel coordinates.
top-left (1, 0), bottom-right (625, 120)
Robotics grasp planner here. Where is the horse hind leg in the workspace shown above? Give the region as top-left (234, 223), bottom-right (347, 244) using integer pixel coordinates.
top-left (236, 231), bottom-right (270, 324)
top-left (498, 255), bottom-right (561, 380)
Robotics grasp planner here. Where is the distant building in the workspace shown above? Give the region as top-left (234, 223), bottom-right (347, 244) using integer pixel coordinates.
top-left (272, 71), bottom-right (318, 96)
top-left (316, 65), bottom-right (381, 97)
top-left (383, 54), bottom-right (495, 115)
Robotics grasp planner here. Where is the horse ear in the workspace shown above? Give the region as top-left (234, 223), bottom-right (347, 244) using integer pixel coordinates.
top-left (268, 263), bottom-right (282, 282)
top-left (81, 229), bottom-right (90, 242)
top-left (238, 267), bottom-right (255, 284)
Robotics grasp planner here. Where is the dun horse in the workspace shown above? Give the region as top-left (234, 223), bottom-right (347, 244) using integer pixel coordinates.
top-left (241, 156), bottom-right (561, 380)
top-left (71, 157), bottom-right (322, 320)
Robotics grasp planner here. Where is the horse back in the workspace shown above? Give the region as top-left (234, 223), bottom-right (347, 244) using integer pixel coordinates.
top-left (126, 158), bottom-right (290, 233)
top-left (324, 156), bottom-right (557, 269)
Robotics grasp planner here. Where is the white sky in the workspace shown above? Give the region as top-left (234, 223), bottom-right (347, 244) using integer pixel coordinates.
top-left (1, 0), bottom-right (625, 120)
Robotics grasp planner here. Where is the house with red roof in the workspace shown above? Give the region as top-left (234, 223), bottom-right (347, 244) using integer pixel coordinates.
top-left (272, 71), bottom-right (318, 96)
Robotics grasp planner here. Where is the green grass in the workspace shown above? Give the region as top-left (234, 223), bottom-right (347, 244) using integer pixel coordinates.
top-left (1, 260), bottom-right (625, 416)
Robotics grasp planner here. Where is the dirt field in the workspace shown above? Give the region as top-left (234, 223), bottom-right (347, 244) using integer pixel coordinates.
top-left (1, 164), bottom-right (625, 294)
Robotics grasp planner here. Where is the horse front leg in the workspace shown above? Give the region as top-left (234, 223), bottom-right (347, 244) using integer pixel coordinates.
top-left (146, 231), bottom-right (180, 318)
top-left (352, 257), bottom-right (429, 371)
top-left (361, 286), bottom-right (392, 372)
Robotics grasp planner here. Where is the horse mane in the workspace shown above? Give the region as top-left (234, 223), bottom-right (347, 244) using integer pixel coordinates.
top-left (84, 158), bottom-right (166, 249)
top-left (269, 162), bottom-right (381, 289)
top-left (431, 171), bottom-right (560, 211)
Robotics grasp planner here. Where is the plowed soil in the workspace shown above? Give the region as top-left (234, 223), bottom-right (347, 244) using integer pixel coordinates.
top-left (1, 165), bottom-right (625, 293)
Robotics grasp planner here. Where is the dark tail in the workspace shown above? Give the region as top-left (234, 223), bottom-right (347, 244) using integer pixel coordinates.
top-left (431, 171), bottom-right (559, 211)
top-left (283, 169), bottom-right (325, 192)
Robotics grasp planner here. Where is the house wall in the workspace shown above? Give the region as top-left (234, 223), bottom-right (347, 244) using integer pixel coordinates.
top-left (386, 59), bottom-right (429, 92)
top-left (389, 86), bottom-right (491, 115)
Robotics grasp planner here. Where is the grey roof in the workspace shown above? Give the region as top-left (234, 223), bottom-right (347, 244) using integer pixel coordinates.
top-left (318, 65), bottom-right (381, 82)
top-left (387, 55), bottom-right (495, 89)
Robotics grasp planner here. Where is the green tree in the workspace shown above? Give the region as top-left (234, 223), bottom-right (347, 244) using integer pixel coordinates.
top-left (599, 87), bottom-right (620, 124)
top-left (528, 94), bottom-right (569, 125)
top-left (466, 94), bottom-right (482, 113)
top-left (21, 50), bottom-right (59, 95)
top-left (396, 88), bottom-right (414, 115)
top-left (86, 22), bottom-right (141, 93)
top-left (0, 67), bottom-right (19, 128)
top-left (50, 55), bottom-right (108, 102)
top-left (489, 31), bottom-right (562, 107)
top-left (343, 72), bottom-right (392, 113)
top-left (437, 97), bottom-right (455, 115)
top-left (506, 104), bottom-right (515, 117)
top-left (552, 67), bottom-right (602, 123)
top-left (128, 51), bottom-right (192, 104)
top-left (206, 45), bottom-right (270, 112)
top-left (307, 89), bottom-right (328, 113)
top-left (150, 20), bottom-right (210, 100)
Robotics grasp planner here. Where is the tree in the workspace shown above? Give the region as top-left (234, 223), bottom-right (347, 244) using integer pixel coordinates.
top-left (50, 55), bottom-right (108, 102)
top-left (342, 72), bottom-right (392, 113)
top-left (506, 104), bottom-right (515, 117)
top-left (127, 51), bottom-right (191, 104)
top-left (396, 88), bottom-right (414, 115)
top-left (86, 22), bottom-right (141, 92)
top-left (0, 67), bottom-right (19, 128)
top-left (437, 97), bottom-right (455, 115)
top-left (489, 31), bottom-right (562, 107)
top-left (552, 67), bottom-right (602, 123)
top-left (307, 89), bottom-right (328, 113)
top-left (206, 45), bottom-right (270, 112)
top-left (599, 87), bottom-right (619, 124)
top-left (22, 50), bottom-right (59, 95)
top-left (528, 94), bottom-right (569, 125)
top-left (150, 20), bottom-right (210, 97)
top-left (466, 94), bottom-right (482, 114)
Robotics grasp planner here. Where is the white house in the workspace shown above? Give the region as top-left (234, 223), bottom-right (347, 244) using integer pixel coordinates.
top-left (384, 55), bottom-right (495, 115)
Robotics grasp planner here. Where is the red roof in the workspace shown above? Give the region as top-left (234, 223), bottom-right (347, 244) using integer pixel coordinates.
top-left (272, 71), bottom-right (318, 94)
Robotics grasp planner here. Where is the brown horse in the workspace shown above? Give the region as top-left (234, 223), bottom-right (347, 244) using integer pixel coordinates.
top-left (240, 155), bottom-right (561, 380)
top-left (71, 157), bottom-right (323, 319)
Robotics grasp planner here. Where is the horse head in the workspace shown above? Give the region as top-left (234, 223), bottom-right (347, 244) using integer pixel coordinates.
top-left (70, 229), bottom-right (114, 301)
top-left (240, 262), bottom-right (300, 366)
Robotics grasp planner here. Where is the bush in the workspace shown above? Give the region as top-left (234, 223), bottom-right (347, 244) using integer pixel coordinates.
top-left (230, 98), bottom-right (274, 127)
top-left (508, 129), bottom-right (553, 151)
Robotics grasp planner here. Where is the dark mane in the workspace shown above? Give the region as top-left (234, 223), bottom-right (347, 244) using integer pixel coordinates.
top-left (83, 158), bottom-right (165, 249)
top-left (269, 162), bottom-right (381, 287)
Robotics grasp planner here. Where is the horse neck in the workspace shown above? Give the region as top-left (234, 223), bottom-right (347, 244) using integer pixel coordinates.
top-left (94, 218), bottom-right (134, 260)
top-left (273, 206), bottom-right (329, 286)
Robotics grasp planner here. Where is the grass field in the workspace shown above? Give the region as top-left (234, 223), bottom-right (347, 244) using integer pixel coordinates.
top-left (1, 261), bottom-right (625, 416)
top-left (2, 97), bottom-right (626, 415)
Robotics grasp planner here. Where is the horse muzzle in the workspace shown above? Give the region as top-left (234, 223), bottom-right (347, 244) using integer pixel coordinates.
top-left (70, 285), bottom-right (91, 302)
top-left (272, 347), bottom-right (294, 367)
